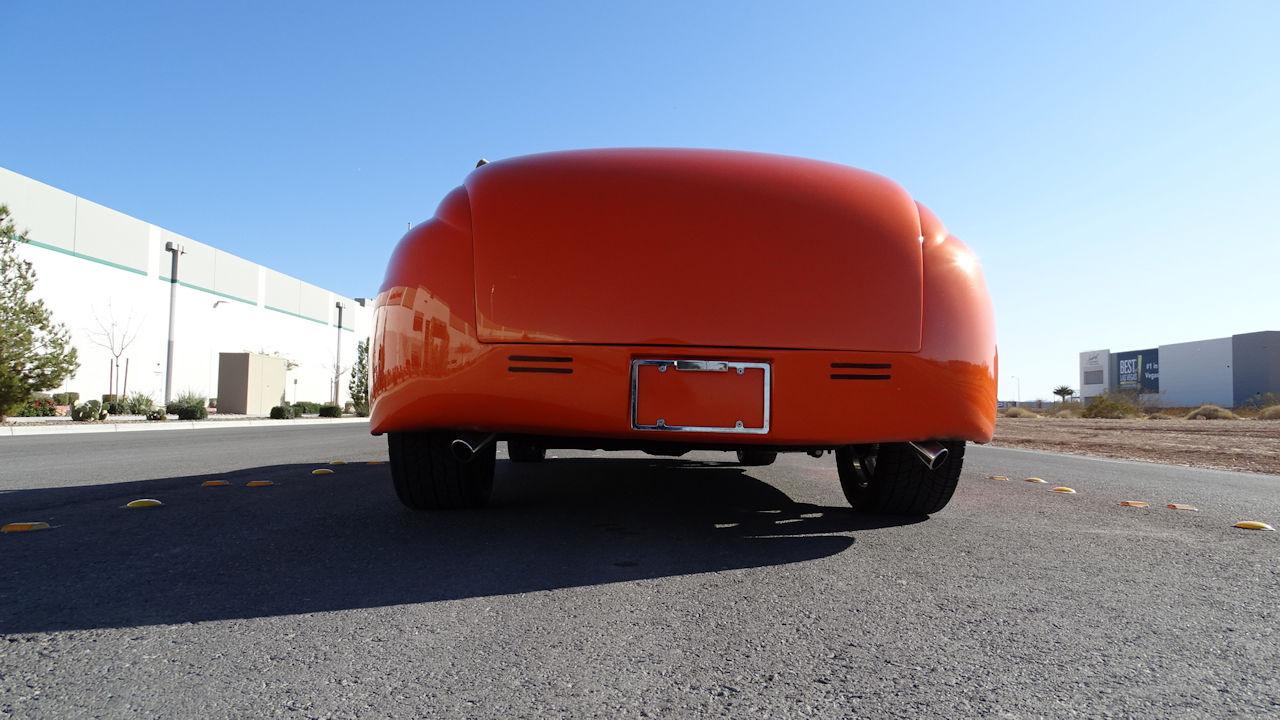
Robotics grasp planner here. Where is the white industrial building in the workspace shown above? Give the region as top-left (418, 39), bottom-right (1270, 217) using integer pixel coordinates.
top-left (1080, 331), bottom-right (1280, 408)
top-left (2, 166), bottom-right (372, 411)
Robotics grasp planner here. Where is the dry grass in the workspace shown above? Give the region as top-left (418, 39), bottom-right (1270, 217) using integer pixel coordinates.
top-left (1047, 403), bottom-right (1085, 418)
top-left (1002, 407), bottom-right (1039, 419)
top-left (1081, 394), bottom-right (1143, 419)
top-left (1260, 405), bottom-right (1280, 421)
top-left (1183, 404), bottom-right (1238, 420)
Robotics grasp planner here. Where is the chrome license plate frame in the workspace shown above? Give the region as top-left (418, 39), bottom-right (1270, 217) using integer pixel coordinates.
top-left (629, 358), bottom-right (771, 434)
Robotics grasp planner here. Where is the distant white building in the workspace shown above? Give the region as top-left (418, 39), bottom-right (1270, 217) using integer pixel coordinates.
top-left (2, 166), bottom-right (372, 410)
top-left (1079, 332), bottom-right (1280, 407)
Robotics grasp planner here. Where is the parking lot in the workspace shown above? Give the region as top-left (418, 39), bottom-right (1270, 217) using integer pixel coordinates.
top-left (2, 425), bottom-right (1277, 718)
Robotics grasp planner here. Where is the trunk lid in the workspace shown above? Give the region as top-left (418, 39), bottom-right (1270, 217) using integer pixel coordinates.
top-left (466, 149), bottom-right (922, 352)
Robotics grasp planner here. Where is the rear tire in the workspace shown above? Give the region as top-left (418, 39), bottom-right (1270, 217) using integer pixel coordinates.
top-left (735, 449), bottom-right (778, 466)
top-left (388, 432), bottom-right (495, 510)
top-left (835, 441), bottom-right (965, 515)
top-left (507, 440), bottom-right (546, 463)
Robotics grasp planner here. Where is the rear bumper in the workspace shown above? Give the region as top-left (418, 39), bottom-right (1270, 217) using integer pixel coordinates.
top-left (370, 342), bottom-right (995, 446)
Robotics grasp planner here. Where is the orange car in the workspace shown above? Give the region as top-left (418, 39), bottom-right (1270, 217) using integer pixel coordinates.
top-left (370, 149), bottom-right (996, 514)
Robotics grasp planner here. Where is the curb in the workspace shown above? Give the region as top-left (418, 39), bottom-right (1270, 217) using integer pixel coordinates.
top-left (2, 416), bottom-right (369, 437)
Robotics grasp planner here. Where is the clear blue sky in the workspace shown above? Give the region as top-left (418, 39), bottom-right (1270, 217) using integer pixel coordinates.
top-left (4, 1), bottom-right (1277, 400)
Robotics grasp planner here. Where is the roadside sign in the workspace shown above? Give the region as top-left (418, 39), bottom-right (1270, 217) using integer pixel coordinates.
top-left (1115, 349), bottom-right (1159, 392)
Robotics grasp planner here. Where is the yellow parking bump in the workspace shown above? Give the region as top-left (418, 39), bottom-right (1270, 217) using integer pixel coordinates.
top-left (312, 468), bottom-right (334, 475)
top-left (245, 480), bottom-right (274, 487)
top-left (2, 521), bottom-right (51, 533)
top-left (1119, 501), bottom-right (1150, 508)
top-left (1233, 521), bottom-right (1275, 531)
top-left (1166, 503), bottom-right (1198, 511)
top-left (201, 480), bottom-right (230, 487)
top-left (987, 475), bottom-right (1009, 481)
top-left (1024, 477), bottom-right (1047, 484)
top-left (1051, 486), bottom-right (1076, 494)
top-left (125, 499), bottom-right (163, 509)
top-left (366, 460), bottom-right (385, 465)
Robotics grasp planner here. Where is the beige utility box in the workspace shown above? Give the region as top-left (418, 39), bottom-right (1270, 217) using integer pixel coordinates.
top-left (217, 353), bottom-right (287, 416)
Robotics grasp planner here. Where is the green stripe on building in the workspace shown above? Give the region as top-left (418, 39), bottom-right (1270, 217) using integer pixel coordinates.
top-left (265, 304), bottom-right (329, 325)
top-left (158, 276), bottom-right (256, 306)
top-left (25, 238), bottom-right (147, 276)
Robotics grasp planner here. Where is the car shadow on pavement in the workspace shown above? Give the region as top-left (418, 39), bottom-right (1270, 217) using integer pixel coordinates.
top-left (0, 458), bottom-right (920, 633)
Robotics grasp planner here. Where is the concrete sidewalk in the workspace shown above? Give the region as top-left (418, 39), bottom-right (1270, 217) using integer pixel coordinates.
top-left (2, 416), bottom-right (368, 437)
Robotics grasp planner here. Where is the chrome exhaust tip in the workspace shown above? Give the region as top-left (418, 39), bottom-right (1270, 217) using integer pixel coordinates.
top-left (908, 441), bottom-right (949, 471)
top-left (450, 433), bottom-right (496, 462)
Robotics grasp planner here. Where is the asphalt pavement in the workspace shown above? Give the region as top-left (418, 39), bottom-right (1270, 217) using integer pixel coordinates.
top-left (1, 425), bottom-right (1277, 718)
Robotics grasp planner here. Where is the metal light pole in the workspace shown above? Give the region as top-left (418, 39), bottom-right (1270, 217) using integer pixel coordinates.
top-left (163, 241), bottom-right (185, 405)
top-left (1010, 375), bottom-right (1021, 406)
top-left (333, 301), bottom-right (346, 405)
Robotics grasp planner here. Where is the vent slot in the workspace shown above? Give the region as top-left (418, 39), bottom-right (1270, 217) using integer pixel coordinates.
top-left (508, 355), bottom-right (573, 363)
top-left (508, 354), bottom-right (574, 375)
top-left (830, 362), bottom-right (891, 381)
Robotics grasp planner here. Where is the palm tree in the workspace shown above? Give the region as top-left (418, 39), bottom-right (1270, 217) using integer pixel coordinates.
top-left (1053, 385), bottom-right (1075, 403)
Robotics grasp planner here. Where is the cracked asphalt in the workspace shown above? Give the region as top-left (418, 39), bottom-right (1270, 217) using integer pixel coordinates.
top-left (1, 425), bottom-right (1277, 718)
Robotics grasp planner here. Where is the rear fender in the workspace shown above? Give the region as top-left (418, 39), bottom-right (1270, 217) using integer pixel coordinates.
top-left (371, 187), bottom-right (480, 423)
top-left (917, 202), bottom-right (998, 440)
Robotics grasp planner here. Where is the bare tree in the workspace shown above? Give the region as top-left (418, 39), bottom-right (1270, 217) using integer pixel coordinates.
top-left (324, 362), bottom-right (349, 406)
top-left (86, 301), bottom-right (142, 397)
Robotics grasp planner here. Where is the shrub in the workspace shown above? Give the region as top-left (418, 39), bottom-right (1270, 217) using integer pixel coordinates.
top-left (145, 408), bottom-right (167, 421)
top-left (292, 401), bottom-right (321, 414)
top-left (1239, 392), bottom-right (1280, 411)
top-left (269, 405), bottom-right (294, 420)
top-left (1002, 407), bottom-right (1038, 418)
top-left (106, 399), bottom-right (129, 415)
top-left (167, 391), bottom-right (208, 421)
top-left (1184, 405), bottom-right (1238, 420)
top-left (318, 404), bottom-right (342, 418)
top-left (354, 402), bottom-right (369, 418)
top-left (1053, 410), bottom-right (1076, 418)
top-left (172, 390), bottom-right (205, 407)
top-left (1260, 405), bottom-right (1280, 421)
top-left (1082, 394), bottom-right (1142, 419)
top-left (15, 396), bottom-right (57, 417)
top-left (173, 404), bottom-right (208, 420)
top-left (125, 392), bottom-right (154, 415)
top-left (52, 392), bottom-right (79, 406)
top-left (72, 400), bottom-right (106, 422)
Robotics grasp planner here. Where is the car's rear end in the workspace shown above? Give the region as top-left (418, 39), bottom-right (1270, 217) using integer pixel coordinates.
top-left (370, 149), bottom-right (996, 514)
